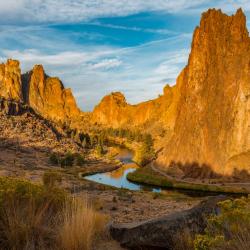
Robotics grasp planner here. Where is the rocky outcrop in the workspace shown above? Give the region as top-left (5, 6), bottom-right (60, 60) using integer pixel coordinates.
top-left (92, 84), bottom-right (180, 135)
top-left (0, 60), bottom-right (81, 125)
top-left (0, 59), bottom-right (23, 101)
top-left (110, 196), bottom-right (227, 249)
top-left (22, 65), bottom-right (81, 123)
top-left (157, 8), bottom-right (250, 174)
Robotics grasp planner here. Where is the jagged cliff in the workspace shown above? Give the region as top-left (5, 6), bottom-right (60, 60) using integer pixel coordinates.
top-left (156, 8), bottom-right (250, 174)
top-left (92, 84), bottom-right (181, 136)
top-left (0, 60), bottom-right (81, 124)
top-left (22, 65), bottom-right (81, 123)
top-left (0, 59), bottom-right (23, 101)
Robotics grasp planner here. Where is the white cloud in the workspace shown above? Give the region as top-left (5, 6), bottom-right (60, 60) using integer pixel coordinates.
top-left (89, 58), bottom-right (122, 70)
top-left (0, 0), bottom-right (227, 24)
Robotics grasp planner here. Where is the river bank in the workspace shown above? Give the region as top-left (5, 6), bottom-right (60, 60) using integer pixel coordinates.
top-left (127, 165), bottom-right (250, 195)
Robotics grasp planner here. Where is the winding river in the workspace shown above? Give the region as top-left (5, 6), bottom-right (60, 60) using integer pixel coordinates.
top-left (84, 147), bottom-right (162, 192)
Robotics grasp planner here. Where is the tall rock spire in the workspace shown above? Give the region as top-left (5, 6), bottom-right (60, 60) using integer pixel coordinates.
top-left (157, 9), bottom-right (250, 174)
top-left (0, 59), bottom-right (23, 101)
top-left (22, 64), bottom-right (81, 123)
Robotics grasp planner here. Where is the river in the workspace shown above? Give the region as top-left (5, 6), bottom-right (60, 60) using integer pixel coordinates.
top-left (84, 147), bottom-right (163, 192)
top-left (84, 147), bottom-right (221, 197)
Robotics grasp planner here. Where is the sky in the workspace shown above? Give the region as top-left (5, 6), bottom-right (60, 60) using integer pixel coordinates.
top-left (0, 1), bottom-right (250, 111)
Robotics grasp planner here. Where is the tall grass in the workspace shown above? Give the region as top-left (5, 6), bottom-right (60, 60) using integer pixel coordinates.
top-left (0, 177), bottom-right (108, 250)
top-left (58, 197), bottom-right (108, 250)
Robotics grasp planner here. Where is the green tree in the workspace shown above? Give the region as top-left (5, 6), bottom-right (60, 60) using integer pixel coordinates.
top-left (49, 153), bottom-right (60, 165)
top-left (96, 144), bottom-right (104, 156)
top-left (60, 152), bottom-right (74, 167)
top-left (133, 134), bottom-right (155, 166)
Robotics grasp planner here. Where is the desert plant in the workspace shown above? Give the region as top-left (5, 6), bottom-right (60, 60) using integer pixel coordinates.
top-left (43, 170), bottom-right (62, 188)
top-left (49, 152), bottom-right (60, 165)
top-left (60, 152), bottom-right (74, 167)
top-left (194, 197), bottom-right (250, 250)
top-left (58, 197), bottom-right (108, 250)
top-left (0, 177), bottom-right (108, 250)
top-left (0, 177), bottom-right (66, 250)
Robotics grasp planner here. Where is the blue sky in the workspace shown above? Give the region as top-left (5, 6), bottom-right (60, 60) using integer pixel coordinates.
top-left (0, 1), bottom-right (250, 110)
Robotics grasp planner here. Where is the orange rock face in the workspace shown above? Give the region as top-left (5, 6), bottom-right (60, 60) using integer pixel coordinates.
top-left (0, 61), bottom-right (81, 125)
top-left (157, 8), bottom-right (250, 174)
top-left (92, 84), bottom-right (180, 135)
top-left (0, 59), bottom-right (23, 101)
top-left (23, 65), bottom-right (81, 123)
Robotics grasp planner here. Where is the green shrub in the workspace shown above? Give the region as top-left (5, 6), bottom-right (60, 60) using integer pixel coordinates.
top-left (96, 144), bottom-right (104, 156)
top-left (75, 153), bottom-right (85, 166)
top-left (61, 152), bottom-right (74, 167)
top-left (43, 170), bottom-right (62, 188)
top-left (0, 177), bottom-right (67, 249)
top-left (194, 197), bottom-right (250, 250)
top-left (49, 152), bottom-right (60, 165)
top-left (133, 135), bottom-right (155, 166)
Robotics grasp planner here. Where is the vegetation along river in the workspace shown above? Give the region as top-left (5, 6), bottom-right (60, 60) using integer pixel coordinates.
top-left (84, 147), bottom-right (217, 197)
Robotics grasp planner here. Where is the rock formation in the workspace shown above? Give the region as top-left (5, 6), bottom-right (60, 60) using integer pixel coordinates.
top-left (0, 59), bottom-right (23, 101)
top-left (0, 8), bottom-right (249, 174)
top-left (92, 84), bottom-right (180, 135)
top-left (0, 60), bottom-right (81, 125)
top-left (157, 8), bottom-right (250, 174)
top-left (22, 65), bottom-right (81, 123)
top-left (110, 196), bottom-right (227, 249)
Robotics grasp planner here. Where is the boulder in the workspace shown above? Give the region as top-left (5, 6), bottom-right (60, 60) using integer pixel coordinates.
top-left (110, 196), bottom-right (227, 250)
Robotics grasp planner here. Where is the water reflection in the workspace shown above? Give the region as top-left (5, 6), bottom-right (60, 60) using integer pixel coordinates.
top-left (84, 147), bottom-right (214, 196)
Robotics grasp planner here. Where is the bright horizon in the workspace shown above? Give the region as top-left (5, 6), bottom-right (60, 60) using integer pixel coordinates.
top-left (0, 0), bottom-right (250, 111)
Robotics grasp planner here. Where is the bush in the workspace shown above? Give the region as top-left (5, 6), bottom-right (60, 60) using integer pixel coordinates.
top-left (49, 153), bottom-right (60, 165)
top-left (61, 152), bottom-right (74, 167)
top-left (133, 135), bottom-right (155, 166)
top-left (0, 177), bottom-right (108, 250)
top-left (0, 177), bottom-right (66, 250)
top-left (194, 197), bottom-right (250, 250)
top-left (43, 170), bottom-right (62, 188)
top-left (75, 153), bottom-right (85, 166)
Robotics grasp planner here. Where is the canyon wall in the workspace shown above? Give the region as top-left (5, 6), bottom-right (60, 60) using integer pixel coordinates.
top-left (157, 9), bottom-right (250, 174)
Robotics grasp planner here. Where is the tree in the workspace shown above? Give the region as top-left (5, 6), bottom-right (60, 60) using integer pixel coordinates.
top-left (96, 144), bottom-right (104, 156)
top-left (133, 134), bottom-right (155, 166)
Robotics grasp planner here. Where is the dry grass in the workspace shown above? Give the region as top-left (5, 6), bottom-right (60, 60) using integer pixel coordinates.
top-left (0, 196), bottom-right (59, 250)
top-left (0, 177), bottom-right (108, 250)
top-left (58, 197), bottom-right (108, 250)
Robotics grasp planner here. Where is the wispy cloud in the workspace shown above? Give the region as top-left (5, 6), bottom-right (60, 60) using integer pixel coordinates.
top-left (89, 58), bottom-right (123, 70)
top-left (0, 0), bottom-right (232, 24)
top-left (89, 22), bottom-right (178, 35)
